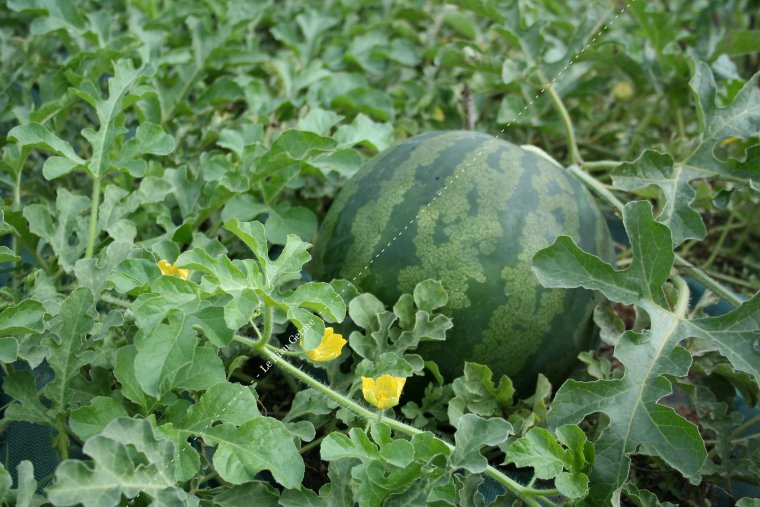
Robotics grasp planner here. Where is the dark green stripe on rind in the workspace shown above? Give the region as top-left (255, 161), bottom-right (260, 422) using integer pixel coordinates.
top-left (312, 131), bottom-right (612, 394)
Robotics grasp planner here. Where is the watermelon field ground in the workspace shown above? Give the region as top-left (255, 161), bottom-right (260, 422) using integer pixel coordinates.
top-left (0, 1), bottom-right (759, 506)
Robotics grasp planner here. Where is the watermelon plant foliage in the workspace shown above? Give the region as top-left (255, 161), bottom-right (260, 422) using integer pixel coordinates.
top-left (0, 0), bottom-right (759, 506)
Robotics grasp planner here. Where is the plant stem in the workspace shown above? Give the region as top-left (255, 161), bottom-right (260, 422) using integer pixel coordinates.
top-left (85, 176), bottom-right (101, 258)
top-left (242, 342), bottom-right (558, 506)
top-left (730, 413), bottom-right (760, 440)
top-left (675, 108), bottom-right (686, 140)
top-left (581, 160), bottom-right (624, 171)
top-left (702, 269), bottom-right (759, 290)
top-left (566, 165), bottom-right (626, 211)
top-left (702, 209), bottom-right (736, 269)
top-left (12, 171), bottom-right (22, 282)
top-left (249, 318), bottom-right (263, 341)
top-left (260, 305), bottom-right (273, 348)
top-left (675, 260), bottom-right (745, 306)
top-left (13, 232), bottom-right (53, 274)
top-left (672, 275), bottom-right (690, 318)
top-left (538, 69), bottom-right (582, 165)
top-left (56, 416), bottom-right (69, 460)
top-left (101, 294), bottom-right (131, 307)
top-left (299, 434), bottom-right (327, 455)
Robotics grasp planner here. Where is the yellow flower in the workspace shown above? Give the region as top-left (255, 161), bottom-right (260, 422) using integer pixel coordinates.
top-left (301, 327), bottom-right (347, 362)
top-left (361, 374), bottom-right (406, 410)
top-left (157, 259), bottom-right (189, 280)
top-left (721, 136), bottom-right (740, 145)
top-left (611, 81), bottom-right (634, 101)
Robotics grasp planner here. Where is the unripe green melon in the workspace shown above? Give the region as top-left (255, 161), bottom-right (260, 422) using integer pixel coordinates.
top-left (312, 131), bottom-right (613, 394)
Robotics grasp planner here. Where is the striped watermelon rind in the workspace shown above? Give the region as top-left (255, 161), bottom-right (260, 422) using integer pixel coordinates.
top-left (312, 130), bottom-right (613, 394)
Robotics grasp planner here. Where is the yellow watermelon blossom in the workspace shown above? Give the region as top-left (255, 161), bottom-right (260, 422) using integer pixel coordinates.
top-left (611, 81), bottom-right (634, 101)
top-left (361, 374), bottom-right (406, 409)
top-left (301, 327), bottom-right (347, 362)
top-left (721, 136), bottom-right (740, 145)
top-left (157, 259), bottom-right (189, 280)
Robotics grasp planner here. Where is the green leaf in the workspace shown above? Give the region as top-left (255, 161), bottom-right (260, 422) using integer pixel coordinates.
top-left (113, 122), bottom-right (175, 177)
top-left (79, 59), bottom-right (155, 178)
top-left (134, 313), bottom-right (197, 398)
top-left (223, 219), bottom-right (268, 263)
top-left (532, 200), bottom-right (760, 503)
top-left (223, 287), bottom-right (260, 331)
top-left (285, 282), bottom-right (346, 322)
top-left (321, 428), bottom-right (380, 462)
top-left (504, 423), bottom-right (594, 499)
top-left (206, 418), bottom-right (305, 489)
top-left (379, 440), bottom-right (415, 468)
top-left (334, 113), bottom-right (393, 151)
top-left (69, 397), bottom-right (130, 441)
top-left (23, 188), bottom-right (90, 273)
top-left (533, 201), bottom-right (673, 307)
top-left (43, 287), bottom-right (96, 411)
top-left (7, 122), bottom-right (85, 178)
top-left (555, 472), bottom-right (589, 500)
top-left (621, 483), bottom-right (678, 507)
top-left (613, 150), bottom-right (706, 246)
top-left (0, 337), bottom-right (18, 362)
top-left (16, 460), bottom-right (44, 507)
top-left (450, 414), bottom-right (512, 473)
top-left (556, 424), bottom-right (595, 474)
top-left (0, 440), bottom-right (17, 477)
top-left (715, 30), bottom-right (760, 56)
top-left (221, 194), bottom-right (269, 223)
top-left (172, 346), bottom-right (226, 391)
top-left (299, 108), bottom-right (344, 135)
top-left (0, 299), bottom-right (45, 337)
top-left (212, 482), bottom-right (280, 507)
top-left (348, 292), bottom-right (386, 331)
top-left (448, 362), bottom-right (514, 424)
top-left (506, 427), bottom-right (569, 480)
top-left (217, 123), bottom-right (263, 158)
top-left (114, 345), bottom-right (155, 409)
top-left (180, 382), bottom-right (260, 432)
top-left (686, 60), bottom-right (760, 181)
top-left (265, 203), bottom-right (318, 245)
top-left (412, 279), bottom-right (448, 313)
top-left (74, 241), bottom-right (131, 299)
top-left (7, 0), bottom-right (86, 34)
top-left (177, 249), bottom-right (258, 295)
top-left (109, 258), bottom-right (162, 295)
top-left (2, 371), bottom-right (55, 426)
top-left (132, 276), bottom-right (200, 332)
top-left (47, 418), bottom-right (196, 507)
top-left (189, 305), bottom-right (235, 347)
top-left (355, 459), bottom-right (422, 506)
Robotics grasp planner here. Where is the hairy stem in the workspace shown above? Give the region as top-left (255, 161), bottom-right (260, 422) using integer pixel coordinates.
top-left (233, 340), bottom-right (560, 505)
top-left (581, 160), bottom-right (624, 171)
top-left (567, 165), bottom-right (626, 210)
top-left (259, 305), bottom-right (273, 348)
top-left (539, 69), bottom-right (582, 165)
top-left (675, 260), bottom-right (745, 307)
top-left (672, 275), bottom-right (691, 318)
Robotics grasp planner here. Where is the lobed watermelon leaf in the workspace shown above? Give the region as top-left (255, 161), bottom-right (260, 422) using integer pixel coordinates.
top-left (612, 61), bottom-right (760, 246)
top-left (533, 200), bottom-right (760, 504)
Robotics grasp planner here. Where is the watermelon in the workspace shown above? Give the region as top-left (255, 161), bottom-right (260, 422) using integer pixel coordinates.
top-left (312, 131), bottom-right (613, 394)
